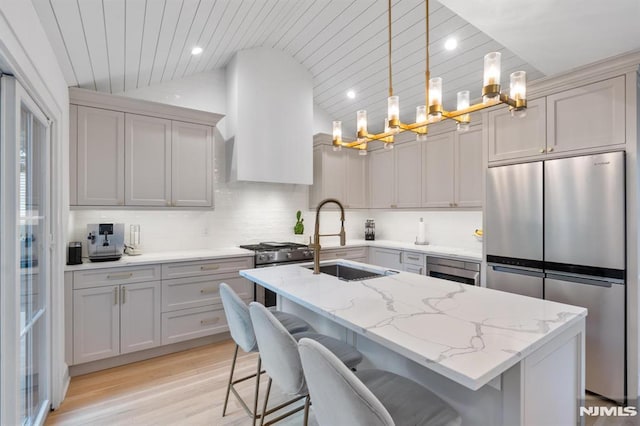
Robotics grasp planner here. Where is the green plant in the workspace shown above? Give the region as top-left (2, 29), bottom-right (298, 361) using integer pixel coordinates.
top-left (294, 210), bottom-right (304, 234)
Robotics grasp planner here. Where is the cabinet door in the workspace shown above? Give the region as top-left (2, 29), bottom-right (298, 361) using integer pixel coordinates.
top-left (77, 106), bottom-right (125, 205)
top-left (323, 146), bottom-right (346, 203)
top-left (395, 141), bottom-right (422, 208)
top-left (125, 114), bottom-right (172, 206)
top-left (345, 149), bottom-right (367, 208)
top-left (73, 285), bottom-right (120, 364)
top-left (547, 76), bottom-right (625, 154)
top-left (422, 133), bottom-right (454, 207)
top-left (172, 121), bottom-right (213, 207)
top-left (369, 149), bottom-right (394, 208)
top-left (455, 127), bottom-right (483, 207)
top-left (369, 248), bottom-right (402, 270)
top-left (120, 281), bottom-right (161, 354)
top-left (69, 105), bottom-right (78, 205)
top-left (487, 97), bottom-right (546, 162)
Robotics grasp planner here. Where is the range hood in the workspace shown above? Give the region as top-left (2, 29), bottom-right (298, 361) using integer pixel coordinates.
top-left (226, 47), bottom-right (313, 185)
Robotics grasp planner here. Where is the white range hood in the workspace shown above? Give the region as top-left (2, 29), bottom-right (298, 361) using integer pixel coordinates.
top-left (226, 47), bottom-right (313, 185)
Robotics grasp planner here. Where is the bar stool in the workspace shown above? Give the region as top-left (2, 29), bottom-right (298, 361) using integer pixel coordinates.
top-left (219, 283), bottom-right (312, 425)
top-left (249, 302), bottom-right (363, 426)
top-left (298, 337), bottom-right (462, 426)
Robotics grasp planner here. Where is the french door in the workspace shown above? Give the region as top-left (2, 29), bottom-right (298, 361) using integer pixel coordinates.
top-left (1, 75), bottom-right (51, 425)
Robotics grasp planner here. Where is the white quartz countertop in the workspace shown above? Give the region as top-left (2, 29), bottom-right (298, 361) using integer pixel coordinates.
top-left (240, 260), bottom-right (586, 391)
top-left (64, 248), bottom-right (254, 271)
top-left (320, 239), bottom-right (482, 262)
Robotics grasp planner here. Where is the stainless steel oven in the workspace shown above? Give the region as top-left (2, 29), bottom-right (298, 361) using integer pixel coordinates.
top-left (426, 256), bottom-right (480, 286)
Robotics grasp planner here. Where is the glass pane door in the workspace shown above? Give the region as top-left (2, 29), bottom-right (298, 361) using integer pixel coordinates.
top-left (19, 99), bottom-right (49, 425)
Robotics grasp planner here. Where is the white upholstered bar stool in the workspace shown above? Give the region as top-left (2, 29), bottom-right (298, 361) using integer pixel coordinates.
top-left (219, 283), bottom-right (313, 426)
top-left (298, 338), bottom-right (462, 426)
top-left (249, 302), bottom-right (363, 426)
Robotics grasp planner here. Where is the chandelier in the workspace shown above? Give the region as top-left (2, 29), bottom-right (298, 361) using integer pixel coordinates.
top-left (332, 0), bottom-right (527, 153)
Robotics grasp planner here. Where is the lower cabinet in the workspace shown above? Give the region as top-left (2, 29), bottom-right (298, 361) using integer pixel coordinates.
top-left (319, 246), bottom-right (368, 263)
top-left (73, 281), bottom-right (161, 364)
top-left (369, 247), bottom-right (426, 274)
top-left (68, 256), bottom-right (254, 367)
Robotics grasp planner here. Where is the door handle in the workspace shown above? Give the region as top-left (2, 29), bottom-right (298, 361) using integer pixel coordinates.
top-left (114, 287), bottom-right (119, 305)
top-left (121, 286), bottom-right (126, 304)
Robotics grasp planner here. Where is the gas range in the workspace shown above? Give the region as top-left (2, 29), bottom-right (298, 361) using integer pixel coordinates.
top-left (239, 241), bottom-right (314, 266)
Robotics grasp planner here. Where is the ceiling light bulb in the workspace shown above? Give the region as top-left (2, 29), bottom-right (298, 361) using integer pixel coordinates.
top-left (347, 90), bottom-right (356, 99)
top-left (191, 46), bottom-right (203, 55)
top-left (444, 38), bottom-right (457, 51)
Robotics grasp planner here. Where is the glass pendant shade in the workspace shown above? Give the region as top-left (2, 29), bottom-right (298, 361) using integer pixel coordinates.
top-left (387, 96), bottom-right (399, 122)
top-left (456, 91), bottom-right (470, 132)
top-left (416, 105), bottom-right (427, 141)
top-left (483, 52), bottom-right (501, 86)
top-left (357, 110), bottom-right (368, 141)
top-left (510, 71), bottom-right (526, 100)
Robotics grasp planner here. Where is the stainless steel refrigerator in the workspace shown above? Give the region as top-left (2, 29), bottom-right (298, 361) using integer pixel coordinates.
top-left (486, 151), bottom-right (626, 402)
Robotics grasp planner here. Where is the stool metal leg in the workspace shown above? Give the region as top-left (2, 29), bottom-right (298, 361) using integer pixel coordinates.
top-left (303, 395), bottom-right (310, 426)
top-left (251, 357), bottom-right (262, 426)
top-left (222, 344), bottom-right (239, 416)
top-left (260, 377), bottom-right (272, 426)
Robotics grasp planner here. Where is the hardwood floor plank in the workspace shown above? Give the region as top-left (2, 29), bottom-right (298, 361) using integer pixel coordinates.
top-left (46, 339), bottom-right (314, 426)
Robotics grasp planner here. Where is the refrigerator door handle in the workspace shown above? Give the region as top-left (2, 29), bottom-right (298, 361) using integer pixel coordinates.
top-left (545, 272), bottom-right (617, 288)
top-left (489, 264), bottom-right (545, 278)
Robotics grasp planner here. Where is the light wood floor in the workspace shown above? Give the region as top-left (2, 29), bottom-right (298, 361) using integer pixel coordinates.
top-left (46, 339), bottom-right (312, 426)
top-left (46, 338), bottom-right (626, 426)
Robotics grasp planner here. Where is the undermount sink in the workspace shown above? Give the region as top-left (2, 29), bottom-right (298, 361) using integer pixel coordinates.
top-left (308, 263), bottom-right (387, 281)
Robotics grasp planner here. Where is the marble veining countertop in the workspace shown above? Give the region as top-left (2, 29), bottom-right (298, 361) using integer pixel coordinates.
top-left (64, 248), bottom-right (254, 271)
top-left (240, 259), bottom-right (586, 391)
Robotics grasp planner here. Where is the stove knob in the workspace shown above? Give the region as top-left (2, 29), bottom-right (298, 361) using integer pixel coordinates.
top-left (304, 251), bottom-right (312, 256)
top-left (286, 253), bottom-right (292, 259)
top-left (268, 254), bottom-right (274, 260)
top-left (258, 254), bottom-right (266, 261)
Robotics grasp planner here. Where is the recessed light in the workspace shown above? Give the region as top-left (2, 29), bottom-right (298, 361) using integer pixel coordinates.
top-left (444, 38), bottom-right (457, 51)
top-left (191, 46), bottom-right (203, 55)
top-left (347, 90), bottom-right (356, 99)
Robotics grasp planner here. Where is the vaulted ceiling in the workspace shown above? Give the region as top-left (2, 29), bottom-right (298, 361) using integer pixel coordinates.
top-left (32, 0), bottom-right (638, 136)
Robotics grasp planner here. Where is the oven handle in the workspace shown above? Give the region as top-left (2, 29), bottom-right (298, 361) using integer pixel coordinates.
top-left (427, 263), bottom-right (480, 285)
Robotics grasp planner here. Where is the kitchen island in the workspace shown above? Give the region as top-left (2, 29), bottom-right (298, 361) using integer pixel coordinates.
top-left (240, 260), bottom-right (587, 426)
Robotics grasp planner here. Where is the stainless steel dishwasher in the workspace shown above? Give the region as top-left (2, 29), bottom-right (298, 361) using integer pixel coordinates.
top-left (426, 256), bottom-right (480, 286)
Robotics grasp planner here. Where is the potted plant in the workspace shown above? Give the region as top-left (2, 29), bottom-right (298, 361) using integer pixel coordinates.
top-left (294, 210), bottom-right (304, 235)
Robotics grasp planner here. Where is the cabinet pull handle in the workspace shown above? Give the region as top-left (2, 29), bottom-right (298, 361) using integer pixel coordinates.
top-left (420, 267), bottom-right (423, 274)
top-left (547, 147), bottom-right (554, 152)
top-left (334, 252), bottom-right (347, 257)
top-left (390, 204), bottom-right (397, 208)
top-left (107, 272), bottom-right (133, 280)
top-left (399, 252), bottom-right (403, 264)
top-left (200, 318), bottom-right (219, 326)
top-left (539, 148), bottom-right (545, 153)
top-left (200, 288), bottom-right (217, 295)
top-left (407, 255), bottom-right (419, 261)
top-left (121, 286), bottom-right (126, 304)
top-left (200, 265), bottom-right (220, 271)
top-left (114, 287), bottom-right (118, 305)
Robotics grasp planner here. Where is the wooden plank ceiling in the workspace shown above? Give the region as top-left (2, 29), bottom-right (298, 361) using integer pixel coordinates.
top-left (33, 0), bottom-right (543, 135)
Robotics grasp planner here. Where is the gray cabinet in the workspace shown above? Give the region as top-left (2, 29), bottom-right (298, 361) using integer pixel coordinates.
top-left (69, 88), bottom-right (219, 208)
top-left (125, 114), bottom-right (172, 206)
top-left (488, 76), bottom-right (626, 163)
top-left (423, 127), bottom-right (482, 208)
top-left (369, 247), bottom-right (425, 273)
top-left (72, 279), bottom-right (161, 364)
top-left (368, 149), bottom-right (395, 208)
top-left (394, 140), bottom-right (422, 208)
top-left (76, 106), bottom-right (125, 206)
top-left (309, 137), bottom-right (367, 209)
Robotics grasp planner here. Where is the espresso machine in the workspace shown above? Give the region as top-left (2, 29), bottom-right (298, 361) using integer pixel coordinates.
top-left (87, 223), bottom-right (125, 262)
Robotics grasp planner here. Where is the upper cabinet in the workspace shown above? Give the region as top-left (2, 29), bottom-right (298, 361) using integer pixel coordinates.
top-left (488, 76), bottom-right (626, 163)
top-left (487, 98), bottom-right (546, 162)
top-left (422, 127), bottom-right (482, 208)
top-left (76, 106), bottom-right (125, 206)
top-left (547, 75), bottom-right (626, 154)
top-left (309, 134), bottom-right (367, 209)
top-left (69, 88), bottom-right (222, 208)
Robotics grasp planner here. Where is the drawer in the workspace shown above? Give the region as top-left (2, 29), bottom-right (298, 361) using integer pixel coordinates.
top-left (319, 246), bottom-right (368, 261)
top-left (162, 257), bottom-right (253, 280)
top-left (404, 264), bottom-right (424, 275)
top-left (73, 265), bottom-right (161, 289)
top-left (161, 305), bottom-right (228, 345)
top-left (403, 252), bottom-right (425, 267)
top-left (162, 274), bottom-right (252, 312)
